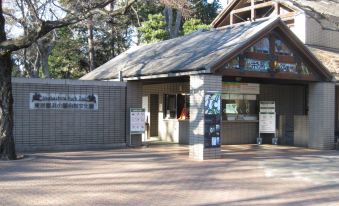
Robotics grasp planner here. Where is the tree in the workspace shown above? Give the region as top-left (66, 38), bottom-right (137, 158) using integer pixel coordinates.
top-left (138, 13), bottom-right (168, 43)
top-left (182, 18), bottom-right (210, 35)
top-left (0, 0), bottom-right (136, 160)
top-left (190, 0), bottom-right (221, 24)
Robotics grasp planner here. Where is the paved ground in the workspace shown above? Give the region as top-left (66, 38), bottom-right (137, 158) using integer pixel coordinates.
top-left (0, 144), bottom-right (339, 206)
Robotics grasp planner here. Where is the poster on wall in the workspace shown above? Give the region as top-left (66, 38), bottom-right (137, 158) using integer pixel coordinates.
top-left (130, 108), bottom-right (145, 134)
top-left (204, 93), bottom-right (221, 148)
top-left (259, 101), bottom-right (276, 133)
top-left (30, 93), bottom-right (98, 110)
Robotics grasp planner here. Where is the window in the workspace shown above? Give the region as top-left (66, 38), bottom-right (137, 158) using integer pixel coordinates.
top-left (222, 94), bottom-right (258, 121)
top-left (249, 37), bottom-right (269, 54)
top-left (275, 39), bottom-right (293, 56)
top-left (177, 94), bottom-right (190, 120)
top-left (244, 58), bottom-right (270, 72)
top-left (164, 94), bottom-right (190, 119)
top-left (164, 94), bottom-right (177, 119)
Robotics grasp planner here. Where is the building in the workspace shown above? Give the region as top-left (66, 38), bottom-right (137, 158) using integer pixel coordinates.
top-left (80, 0), bottom-right (339, 160)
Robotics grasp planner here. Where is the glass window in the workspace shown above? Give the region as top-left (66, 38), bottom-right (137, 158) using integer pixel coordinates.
top-left (164, 94), bottom-right (176, 119)
top-left (277, 63), bottom-right (297, 73)
top-left (164, 94), bottom-right (190, 119)
top-left (244, 58), bottom-right (270, 72)
top-left (177, 94), bottom-right (190, 120)
top-left (225, 57), bottom-right (240, 70)
top-left (222, 94), bottom-right (258, 121)
top-left (275, 39), bottom-right (293, 56)
top-left (249, 37), bottom-right (270, 54)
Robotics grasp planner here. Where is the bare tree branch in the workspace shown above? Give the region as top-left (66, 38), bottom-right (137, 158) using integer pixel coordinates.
top-left (0, 0), bottom-right (137, 55)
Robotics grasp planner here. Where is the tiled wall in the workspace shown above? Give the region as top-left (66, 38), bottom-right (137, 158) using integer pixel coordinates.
top-left (190, 75), bottom-right (222, 160)
top-left (12, 78), bottom-right (127, 152)
top-left (308, 82), bottom-right (335, 149)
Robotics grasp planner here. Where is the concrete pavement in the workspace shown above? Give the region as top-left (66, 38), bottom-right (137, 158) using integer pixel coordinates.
top-left (0, 144), bottom-right (339, 206)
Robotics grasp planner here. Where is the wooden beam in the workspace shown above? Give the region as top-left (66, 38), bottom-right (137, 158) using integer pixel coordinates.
top-left (232, 1), bottom-right (275, 14)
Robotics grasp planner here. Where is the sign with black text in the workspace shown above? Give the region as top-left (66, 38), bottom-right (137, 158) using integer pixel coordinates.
top-left (130, 108), bottom-right (145, 134)
top-left (259, 101), bottom-right (276, 133)
top-left (30, 93), bottom-right (98, 110)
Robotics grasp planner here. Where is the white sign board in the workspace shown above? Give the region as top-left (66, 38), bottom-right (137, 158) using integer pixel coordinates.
top-left (259, 101), bottom-right (276, 133)
top-left (130, 108), bottom-right (145, 134)
top-left (30, 93), bottom-right (98, 110)
top-left (223, 83), bottom-right (260, 94)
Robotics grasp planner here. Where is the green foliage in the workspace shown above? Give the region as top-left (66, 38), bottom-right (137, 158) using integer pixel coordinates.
top-left (138, 13), bottom-right (168, 43)
top-left (48, 27), bottom-right (88, 79)
top-left (182, 18), bottom-right (210, 35)
top-left (190, 0), bottom-right (221, 24)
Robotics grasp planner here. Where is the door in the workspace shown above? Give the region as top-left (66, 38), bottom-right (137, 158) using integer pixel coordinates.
top-left (150, 94), bottom-right (159, 137)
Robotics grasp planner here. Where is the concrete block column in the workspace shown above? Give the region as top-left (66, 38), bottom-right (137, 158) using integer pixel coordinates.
top-left (189, 74), bottom-right (222, 160)
top-left (308, 82), bottom-right (335, 149)
top-left (126, 81), bottom-right (143, 146)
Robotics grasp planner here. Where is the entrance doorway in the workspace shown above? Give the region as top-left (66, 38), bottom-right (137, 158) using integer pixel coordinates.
top-left (150, 94), bottom-right (159, 137)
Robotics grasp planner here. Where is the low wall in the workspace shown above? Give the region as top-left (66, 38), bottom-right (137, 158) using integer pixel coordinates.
top-left (12, 78), bottom-right (127, 152)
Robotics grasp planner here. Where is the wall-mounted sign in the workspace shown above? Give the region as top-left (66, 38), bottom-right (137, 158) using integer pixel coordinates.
top-left (259, 101), bottom-right (276, 133)
top-left (204, 93), bottom-right (221, 148)
top-left (130, 108), bottom-right (145, 134)
top-left (223, 82), bottom-right (260, 94)
top-left (30, 93), bottom-right (98, 110)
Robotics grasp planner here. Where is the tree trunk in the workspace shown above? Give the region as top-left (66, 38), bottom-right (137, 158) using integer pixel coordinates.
top-left (87, 17), bottom-right (95, 71)
top-left (164, 6), bottom-right (174, 38)
top-left (110, 3), bottom-right (115, 57)
top-left (173, 10), bottom-right (182, 38)
top-left (164, 6), bottom-right (181, 39)
top-left (0, 2), bottom-right (16, 160)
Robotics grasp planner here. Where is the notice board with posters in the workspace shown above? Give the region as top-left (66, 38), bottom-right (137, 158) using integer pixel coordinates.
top-left (204, 93), bottom-right (221, 148)
top-left (130, 108), bottom-right (145, 134)
top-left (259, 101), bottom-right (276, 134)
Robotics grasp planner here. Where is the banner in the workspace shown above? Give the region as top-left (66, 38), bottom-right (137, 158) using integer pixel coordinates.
top-left (204, 93), bottom-right (221, 148)
top-left (30, 93), bottom-right (98, 110)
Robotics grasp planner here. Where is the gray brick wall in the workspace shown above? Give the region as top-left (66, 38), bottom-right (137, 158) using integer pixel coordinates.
top-left (12, 78), bottom-right (127, 152)
top-left (189, 75), bottom-right (222, 160)
top-left (308, 82), bottom-right (335, 149)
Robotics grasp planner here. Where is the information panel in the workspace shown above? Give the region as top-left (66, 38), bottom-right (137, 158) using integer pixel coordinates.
top-left (130, 108), bottom-right (145, 134)
top-left (259, 101), bottom-right (276, 133)
top-left (204, 93), bottom-right (221, 148)
top-left (30, 93), bottom-right (98, 110)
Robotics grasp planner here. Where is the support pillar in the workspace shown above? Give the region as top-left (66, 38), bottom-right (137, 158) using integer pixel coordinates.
top-left (189, 75), bottom-right (222, 160)
top-left (126, 81), bottom-right (143, 146)
top-left (308, 82), bottom-right (335, 149)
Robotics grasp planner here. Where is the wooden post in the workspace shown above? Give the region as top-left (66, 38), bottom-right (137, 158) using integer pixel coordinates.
top-left (274, 2), bottom-right (280, 16)
top-left (230, 11), bottom-right (234, 25)
top-left (251, 0), bottom-right (255, 21)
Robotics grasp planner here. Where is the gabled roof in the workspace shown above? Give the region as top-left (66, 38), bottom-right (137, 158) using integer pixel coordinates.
top-left (81, 17), bottom-right (333, 81)
top-left (81, 18), bottom-right (279, 80)
top-left (212, 0), bottom-right (339, 30)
